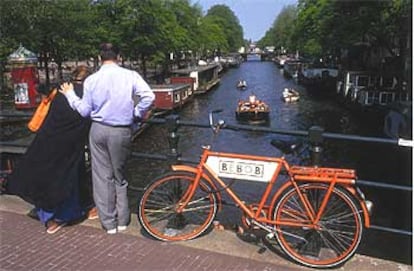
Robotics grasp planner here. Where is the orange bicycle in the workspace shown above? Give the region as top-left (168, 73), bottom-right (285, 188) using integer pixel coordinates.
top-left (138, 110), bottom-right (372, 268)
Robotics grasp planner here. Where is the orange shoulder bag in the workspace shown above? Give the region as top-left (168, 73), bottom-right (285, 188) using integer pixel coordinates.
top-left (27, 89), bottom-right (58, 132)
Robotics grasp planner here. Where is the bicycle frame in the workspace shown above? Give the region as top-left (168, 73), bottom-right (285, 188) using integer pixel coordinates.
top-left (138, 111), bottom-right (373, 268)
top-left (174, 146), bottom-right (371, 229)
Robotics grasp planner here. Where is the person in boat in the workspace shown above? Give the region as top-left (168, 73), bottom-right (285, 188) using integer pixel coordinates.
top-left (8, 65), bottom-right (96, 234)
top-left (249, 95), bottom-right (267, 109)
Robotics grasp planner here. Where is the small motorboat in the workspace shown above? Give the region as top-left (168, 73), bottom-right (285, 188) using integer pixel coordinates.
top-left (236, 95), bottom-right (270, 124)
top-left (237, 80), bottom-right (247, 89)
top-left (282, 88), bottom-right (300, 103)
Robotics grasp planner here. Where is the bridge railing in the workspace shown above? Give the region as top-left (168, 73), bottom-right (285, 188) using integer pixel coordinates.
top-left (0, 114), bottom-right (412, 237)
top-left (129, 115), bottom-right (413, 237)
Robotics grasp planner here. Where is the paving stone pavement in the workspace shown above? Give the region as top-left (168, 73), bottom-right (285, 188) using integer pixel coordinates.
top-left (0, 210), bottom-right (302, 271)
top-left (0, 195), bottom-right (411, 271)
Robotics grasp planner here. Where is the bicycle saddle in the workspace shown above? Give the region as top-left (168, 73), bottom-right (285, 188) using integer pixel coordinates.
top-left (270, 139), bottom-right (302, 155)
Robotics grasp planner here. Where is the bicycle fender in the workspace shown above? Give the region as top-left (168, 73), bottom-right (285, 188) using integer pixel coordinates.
top-left (171, 165), bottom-right (223, 211)
top-left (343, 186), bottom-right (371, 228)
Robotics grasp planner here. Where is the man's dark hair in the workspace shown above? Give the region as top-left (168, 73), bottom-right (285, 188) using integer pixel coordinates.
top-left (99, 43), bottom-right (119, 61)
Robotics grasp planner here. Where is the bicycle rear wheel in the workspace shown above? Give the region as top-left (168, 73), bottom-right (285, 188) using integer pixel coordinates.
top-left (272, 183), bottom-right (363, 268)
top-left (138, 172), bottom-right (218, 241)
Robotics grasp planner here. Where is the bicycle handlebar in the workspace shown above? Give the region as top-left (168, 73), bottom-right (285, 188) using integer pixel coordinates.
top-left (209, 109), bottom-right (225, 133)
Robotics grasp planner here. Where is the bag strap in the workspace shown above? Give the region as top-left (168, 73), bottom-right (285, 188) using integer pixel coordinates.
top-left (45, 88), bottom-right (58, 102)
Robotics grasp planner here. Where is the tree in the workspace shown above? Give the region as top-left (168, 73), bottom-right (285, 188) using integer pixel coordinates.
top-left (0, 0), bottom-right (97, 86)
top-left (115, 0), bottom-right (194, 79)
top-left (198, 16), bottom-right (229, 57)
top-left (291, 0), bottom-right (411, 71)
top-left (204, 5), bottom-right (244, 52)
top-left (258, 5), bottom-right (297, 54)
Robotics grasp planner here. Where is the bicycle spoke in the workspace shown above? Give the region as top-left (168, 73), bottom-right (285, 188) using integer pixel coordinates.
top-left (280, 192), bottom-right (310, 221)
top-left (317, 230), bottom-right (343, 256)
top-left (274, 184), bottom-right (363, 268)
top-left (139, 173), bottom-right (217, 241)
top-left (146, 212), bottom-right (175, 224)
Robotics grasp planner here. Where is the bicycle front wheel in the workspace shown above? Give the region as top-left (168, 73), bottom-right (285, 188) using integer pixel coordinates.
top-left (138, 172), bottom-right (218, 241)
top-left (273, 183), bottom-right (363, 268)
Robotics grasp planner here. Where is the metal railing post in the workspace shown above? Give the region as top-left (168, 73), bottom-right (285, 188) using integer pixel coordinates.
top-left (166, 114), bottom-right (180, 163)
top-left (308, 126), bottom-right (324, 166)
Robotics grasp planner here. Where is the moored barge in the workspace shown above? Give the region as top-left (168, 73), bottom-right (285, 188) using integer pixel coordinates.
top-left (171, 63), bottom-right (220, 95)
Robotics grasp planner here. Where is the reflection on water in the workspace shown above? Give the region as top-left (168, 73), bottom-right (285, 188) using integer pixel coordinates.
top-left (129, 61), bottom-right (412, 264)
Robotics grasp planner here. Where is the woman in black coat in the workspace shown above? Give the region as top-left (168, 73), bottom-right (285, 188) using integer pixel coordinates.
top-left (8, 65), bottom-right (93, 234)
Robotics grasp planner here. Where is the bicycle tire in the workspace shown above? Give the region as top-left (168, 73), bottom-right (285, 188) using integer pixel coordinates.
top-left (138, 172), bottom-right (218, 241)
top-left (272, 183), bottom-right (363, 268)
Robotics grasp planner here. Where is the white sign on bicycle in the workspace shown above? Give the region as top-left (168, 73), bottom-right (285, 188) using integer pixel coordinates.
top-left (206, 156), bottom-right (279, 182)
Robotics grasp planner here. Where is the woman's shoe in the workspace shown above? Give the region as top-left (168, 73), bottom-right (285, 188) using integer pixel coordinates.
top-left (46, 220), bottom-right (67, 234)
top-left (87, 207), bottom-right (98, 220)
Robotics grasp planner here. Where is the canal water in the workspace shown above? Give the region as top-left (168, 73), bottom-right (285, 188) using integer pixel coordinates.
top-left (128, 59), bottom-right (412, 264)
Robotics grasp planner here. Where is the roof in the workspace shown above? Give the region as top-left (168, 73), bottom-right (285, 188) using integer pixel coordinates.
top-left (172, 63), bottom-right (220, 75)
top-left (8, 45), bottom-right (37, 63)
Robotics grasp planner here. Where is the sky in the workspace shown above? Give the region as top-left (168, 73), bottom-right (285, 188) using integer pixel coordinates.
top-left (193, 0), bottom-right (298, 42)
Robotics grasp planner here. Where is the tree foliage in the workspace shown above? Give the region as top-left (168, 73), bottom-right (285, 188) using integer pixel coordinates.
top-left (258, 0), bottom-right (411, 74)
top-left (204, 5), bottom-right (244, 52)
top-left (0, 0), bottom-right (244, 84)
top-left (0, 0), bottom-right (410, 82)
top-left (258, 5), bottom-right (297, 53)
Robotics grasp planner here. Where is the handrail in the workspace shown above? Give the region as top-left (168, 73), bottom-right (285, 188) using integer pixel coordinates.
top-left (143, 115), bottom-right (413, 237)
top-left (146, 117), bottom-right (413, 147)
top-left (1, 114), bottom-right (412, 237)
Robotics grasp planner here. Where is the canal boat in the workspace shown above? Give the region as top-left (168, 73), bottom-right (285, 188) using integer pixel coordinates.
top-left (282, 88), bottom-right (300, 103)
top-left (235, 95), bottom-right (270, 124)
top-left (150, 83), bottom-right (194, 114)
top-left (274, 54), bottom-right (289, 68)
top-left (170, 63), bottom-right (220, 95)
top-left (236, 80), bottom-right (247, 89)
top-left (282, 59), bottom-right (303, 80)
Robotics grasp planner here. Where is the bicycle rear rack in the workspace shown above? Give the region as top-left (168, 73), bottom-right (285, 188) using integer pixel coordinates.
top-left (290, 166), bottom-right (356, 179)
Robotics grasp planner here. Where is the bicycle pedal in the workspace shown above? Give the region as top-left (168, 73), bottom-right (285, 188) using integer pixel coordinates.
top-left (257, 246), bottom-right (267, 254)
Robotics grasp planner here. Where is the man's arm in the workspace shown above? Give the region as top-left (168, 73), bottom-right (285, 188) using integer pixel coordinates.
top-left (132, 73), bottom-right (155, 119)
top-left (59, 82), bottom-right (92, 117)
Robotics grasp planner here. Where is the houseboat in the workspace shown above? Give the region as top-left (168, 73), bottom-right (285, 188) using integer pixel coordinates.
top-left (282, 59), bottom-right (303, 80)
top-left (170, 63), bottom-right (220, 95)
top-left (236, 95), bottom-right (270, 124)
top-left (150, 82), bottom-right (194, 114)
top-left (336, 71), bottom-right (411, 109)
top-left (298, 66), bottom-right (338, 94)
top-left (274, 54), bottom-right (289, 68)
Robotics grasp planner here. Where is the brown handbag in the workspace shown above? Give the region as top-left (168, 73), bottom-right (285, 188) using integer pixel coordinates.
top-left (27, 89), bottom-right (58, 132)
